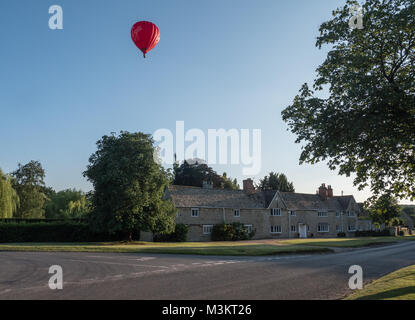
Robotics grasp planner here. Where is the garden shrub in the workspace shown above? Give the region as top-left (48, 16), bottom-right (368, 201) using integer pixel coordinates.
top-left (211, 224), bottom-right (235, 241)
top-left (153, 224), bottom-right (188, 242)
top-left (211, 223), bottom-right (253, 241)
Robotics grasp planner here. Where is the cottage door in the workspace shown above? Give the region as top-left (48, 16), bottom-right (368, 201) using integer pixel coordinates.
top-left (299, 224), bottom-right (307, 238)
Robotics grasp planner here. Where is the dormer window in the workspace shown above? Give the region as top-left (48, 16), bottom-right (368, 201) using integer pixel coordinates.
top-left (271, 208), bottom-right (282, 216)
top-left (234, 209), bottom-right (240, 217)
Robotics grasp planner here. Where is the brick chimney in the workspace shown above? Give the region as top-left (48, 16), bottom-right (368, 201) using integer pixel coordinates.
top-left (318, 183), bottom-right (328, 201)
top-left (327, 185), bottom-right (333, 198)
top-left (243, 179), bottom-right (255, 194)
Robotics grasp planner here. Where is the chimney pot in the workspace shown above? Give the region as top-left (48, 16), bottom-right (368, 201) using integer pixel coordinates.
top-left (327, 185), bottom-right (333, 198)
top-left (318, 183), bottom-right (328, 201)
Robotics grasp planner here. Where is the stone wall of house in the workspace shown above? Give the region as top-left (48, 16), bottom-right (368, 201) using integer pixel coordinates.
top-left (357, 219), bottom-right (372, 231)
top-left (175, 207), bottom-right (268, 241)
top-left (175, 207), bottom-right (359, 241)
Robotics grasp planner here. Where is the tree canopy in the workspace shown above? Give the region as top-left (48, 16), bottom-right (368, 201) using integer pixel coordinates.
top-left (221, 172), bottom-right (240, 190)
top-left (83, 132), bottom-right (176, 240)
top-left (369, 194), bottom-right (401, 225)
top-left (281, 0), bottom-right (415, 203)
top-left (11, 161), bottom-right (46, 218)
top-left (45, 189), bottom-right (90, 219)
top-left (0, 169), bottom-right (19, 218)
top-left (173, 160), bottom-right (240, 190)
top-left (257, 172), bottom-right (295, 192)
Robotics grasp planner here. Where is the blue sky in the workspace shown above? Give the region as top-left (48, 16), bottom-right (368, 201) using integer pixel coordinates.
top-left (0, 0), bottom-right (410, 204)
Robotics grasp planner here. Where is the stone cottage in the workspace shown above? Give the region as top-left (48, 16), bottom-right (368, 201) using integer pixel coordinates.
top-left (164, 180), bottom-right (363, 241)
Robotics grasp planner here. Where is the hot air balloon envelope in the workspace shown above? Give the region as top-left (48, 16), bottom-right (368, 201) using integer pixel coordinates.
top-left (131, 21), bottom-right (160, 58)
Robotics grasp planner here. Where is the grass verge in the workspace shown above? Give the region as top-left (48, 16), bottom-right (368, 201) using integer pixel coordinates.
top-left (345, 265), bottom-right (415, 300)
top-left (0, 242), bottom-right (332, 256)
top-left (1, 236), bottom-right (413, 256)
top-left (280, 236), bottom-right (415, 248)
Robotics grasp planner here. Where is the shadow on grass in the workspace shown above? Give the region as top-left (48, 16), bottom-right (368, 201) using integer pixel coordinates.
top-left (354, 286), bottom-right (415, 300)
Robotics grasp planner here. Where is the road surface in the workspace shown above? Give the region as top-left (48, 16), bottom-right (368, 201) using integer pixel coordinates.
top-left (1, 241), bottom-right (415, 299)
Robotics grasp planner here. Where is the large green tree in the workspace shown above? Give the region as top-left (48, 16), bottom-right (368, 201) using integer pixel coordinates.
top-left (45, 189), bottom-right (90, 219)
top-left (0, 169), bottom-right (19, 218)
top-left (173, 160), bottom-right (239, 190)
top-left (281, 0), bottom-right (415, 203)
top-left (369, 194), bottom-right (401, 225)
top-left (11, 161), bottom-right (46, 218)
top-left (83, 132), bottom-right (176, 240)
top-left (257, 172), bottom-right (295, 192)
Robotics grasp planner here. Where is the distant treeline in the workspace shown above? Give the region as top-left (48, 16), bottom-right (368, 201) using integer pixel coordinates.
top-left (0, 161), bottom-right (90, 220)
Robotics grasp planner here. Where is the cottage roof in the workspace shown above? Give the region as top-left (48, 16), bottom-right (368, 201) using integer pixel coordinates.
top-left (167, 185), bottom-right (356, 211)
top-left (167, 185), bottom-right (270, 209)
top-left (278, 192), bottom-right (353, 211)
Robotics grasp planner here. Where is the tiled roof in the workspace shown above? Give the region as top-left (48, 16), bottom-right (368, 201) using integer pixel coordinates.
top-left (335, 196), bottom-right (355, 210)
top-left (279, 192), bottom-right (353, 211)
top-left (167, 185), bottom-right (272, 209)
top-left (167, 185), bottom-right (355, 211)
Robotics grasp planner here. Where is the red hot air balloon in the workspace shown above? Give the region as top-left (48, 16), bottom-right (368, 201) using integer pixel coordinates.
top-left (131, 21), bottom-right (160, 58)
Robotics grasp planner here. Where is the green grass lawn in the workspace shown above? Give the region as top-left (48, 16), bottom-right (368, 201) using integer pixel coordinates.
top-left (0, 236), bottom-right (413, 256)
top-left (0, 241), bottom-right (332, 256)
top-left (345, 265), bottom-right (415, 300)
top-left (280, 236), bottom-right (415, 248)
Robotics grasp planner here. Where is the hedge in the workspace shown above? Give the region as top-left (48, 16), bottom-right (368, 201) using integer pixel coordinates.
top-left (0, 221), bottom-right (138, 243)
top-left (0, 218), bottom-right (86, 224)
top-left (355, 229), bottom-right (392, 237)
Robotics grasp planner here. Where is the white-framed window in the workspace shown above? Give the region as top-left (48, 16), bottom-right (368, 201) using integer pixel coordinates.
top-left (270, 225), bottom-right (282, 234)
top-left (336, 211), bottom-right (341, 218)
top-left (234, 209), bottom-right (240, 217)
top-left (191, 208), bottom-right (199, 217)
top-left (318, 223), bottom-right (329, 233)
top-left (271, 208), bottom-right (282, 216)
top-left (244, 224), bottom-right (253, 234)
top-left (348, 211), bottom-right (355, 217)
top-left (290, 210), bottom-right (296, 216)
top-left (318, 211), bottom-right (328, 217)
top-left (290, 225), bottom-right (296, 232)
top-left (348, 225), bottom-right (356, 232)
top-left (203, 225), bottom-right (213, 234)
top-left (336, 225), bottom-right (341, 232)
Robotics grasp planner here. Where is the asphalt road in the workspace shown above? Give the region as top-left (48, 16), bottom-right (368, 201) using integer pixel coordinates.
top-left (1, 241), bottom-right (415, 300)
